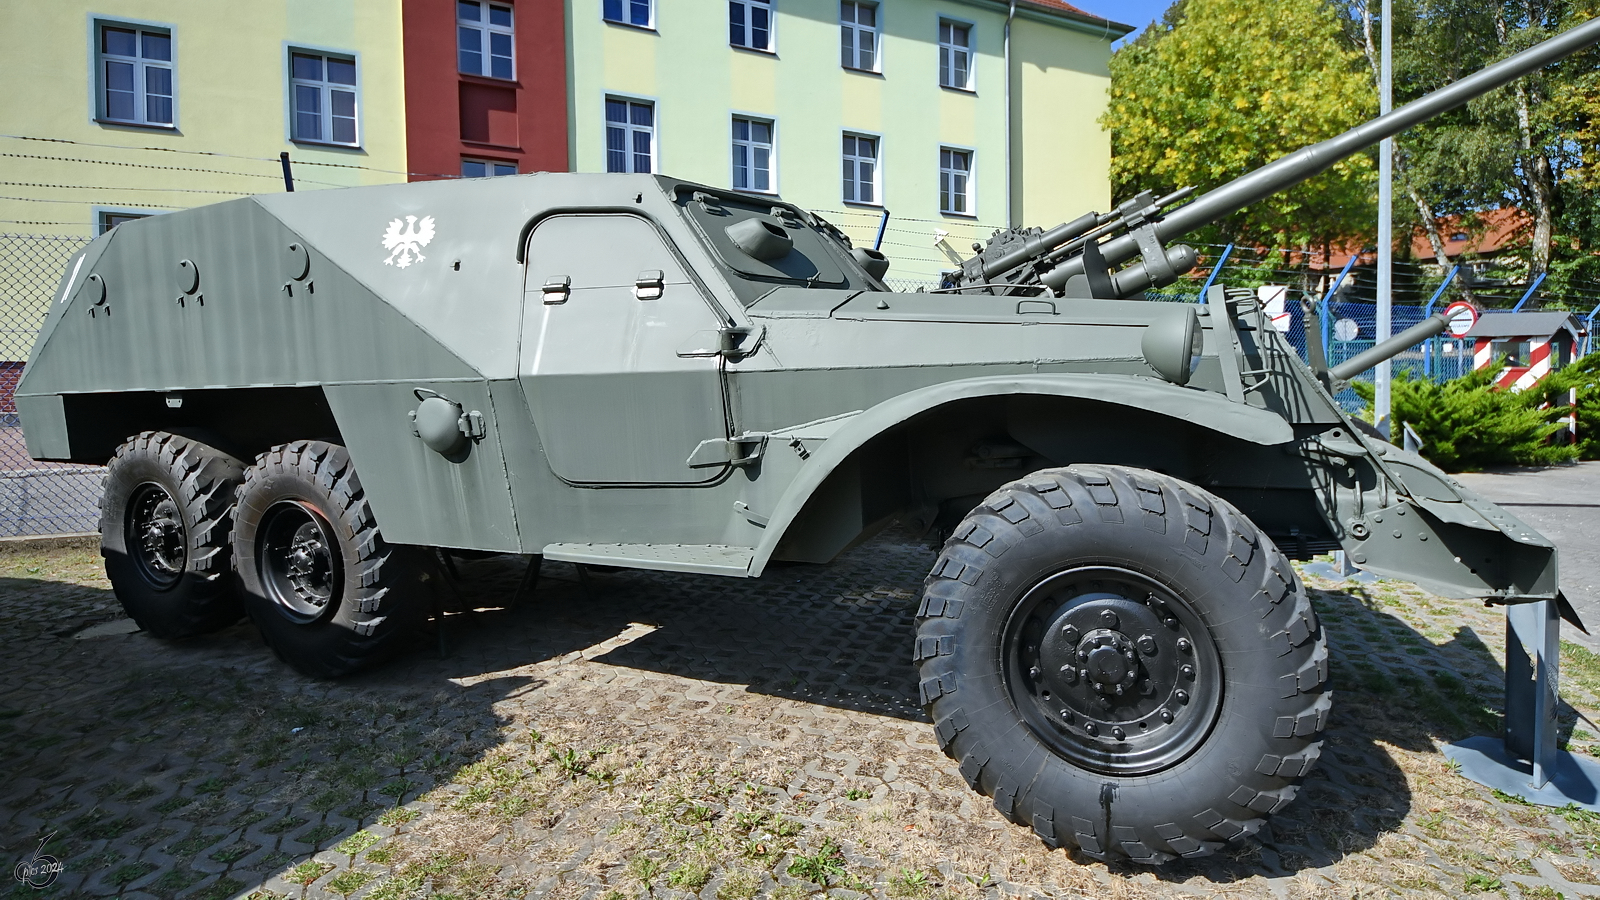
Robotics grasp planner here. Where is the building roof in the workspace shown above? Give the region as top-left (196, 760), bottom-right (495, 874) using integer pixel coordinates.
top-left (1462, 311), bottom-right (1583, 340)
top-left (1019, 1), bottom-right (1134, 36)
top-left (1411, 208), bottom-right (1526, 261)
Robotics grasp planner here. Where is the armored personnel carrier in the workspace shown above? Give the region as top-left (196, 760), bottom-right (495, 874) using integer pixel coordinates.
top-left (21, 18), bottom-right (1600, 864)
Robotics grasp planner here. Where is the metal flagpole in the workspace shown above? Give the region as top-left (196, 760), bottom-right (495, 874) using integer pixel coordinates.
top-left (1375, 0), bottom-right (1394, 438)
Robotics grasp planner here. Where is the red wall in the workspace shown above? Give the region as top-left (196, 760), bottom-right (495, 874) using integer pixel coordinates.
top-left (401, 0), bottom-right (569, 180)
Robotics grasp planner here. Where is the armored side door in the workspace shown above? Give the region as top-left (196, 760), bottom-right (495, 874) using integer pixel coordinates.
top-left (517, 213), bottom-right (730, 485)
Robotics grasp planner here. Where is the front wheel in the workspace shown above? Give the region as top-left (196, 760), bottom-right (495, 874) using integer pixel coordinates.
top-left (232, 441), bottom-right (427, 677)
top-left (916, 465), bottom-right (1329, 864)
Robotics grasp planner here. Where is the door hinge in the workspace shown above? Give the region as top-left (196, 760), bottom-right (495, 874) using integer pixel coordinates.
top-left (686, 433), bottom-right (768, 468)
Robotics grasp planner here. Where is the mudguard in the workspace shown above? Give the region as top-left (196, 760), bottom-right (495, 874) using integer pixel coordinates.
top-left (748, 373), bottom-right (1295, 576)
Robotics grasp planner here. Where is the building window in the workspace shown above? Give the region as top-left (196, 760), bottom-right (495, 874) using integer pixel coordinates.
top-left (940, 148), bottom-right (972, 215)
top-left (603, 0), bottom-right (652, 28)
top-left (732, 117), bottom-right (774, 193)
top-left (605, 98), bottom-right (654, 173)
top-left (459, 1), bottom-right (514, 80)
top-left (840, 2), bottom-right (878, 71)
top-left (938, 20), bottom-right (972, 90)
top-left (291, 52), bottom-right (359, 146)
top-left (1450, 232), bottom-right (1469, 242)
top-left (97, 211), bottom-right (149, 234)
top-left (463, 158), bottom-right (517, 177)
top-left (97, 23), bottom-right (173, 126)
top-left (730, 0), bottom-right (773, 51)
top-left (842, 133), bottom-right (878, 205)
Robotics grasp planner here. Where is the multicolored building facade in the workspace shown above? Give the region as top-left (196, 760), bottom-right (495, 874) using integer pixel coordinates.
top-left (1, 0), bottom-right (1127, 283)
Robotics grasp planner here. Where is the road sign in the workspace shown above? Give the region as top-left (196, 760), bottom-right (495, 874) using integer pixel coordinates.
top-left (1444, 301), bottom-right (1479, 337)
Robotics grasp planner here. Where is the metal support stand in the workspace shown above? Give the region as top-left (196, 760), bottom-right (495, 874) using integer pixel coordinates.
top-left (1302, 550), bottom-right (1378, 584)
top-left (1444, 599), bottom-right (1600, 810)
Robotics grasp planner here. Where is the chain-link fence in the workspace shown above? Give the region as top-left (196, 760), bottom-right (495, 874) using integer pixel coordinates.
top-left (0, 233), bottom-right (101, 536)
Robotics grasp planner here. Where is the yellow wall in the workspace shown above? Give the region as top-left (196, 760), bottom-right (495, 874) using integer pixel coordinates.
top-left (0, 0), bottom-right (406, 238)
top-left (1010, 15), bottom-right (1116, 227)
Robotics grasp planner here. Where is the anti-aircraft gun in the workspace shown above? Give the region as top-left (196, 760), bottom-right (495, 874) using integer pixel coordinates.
top-left (18, 14), bottom-right (1600, 873)
top-left (946, 16), bottom-right (1600, 360)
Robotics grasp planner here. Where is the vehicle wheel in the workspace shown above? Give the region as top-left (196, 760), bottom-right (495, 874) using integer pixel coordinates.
top-left (100, 431), bottom-right (246, 637)
top-left (916, 465), bottom-right (1329, 864)
top-left (232, 440), bottom-right (427, 677)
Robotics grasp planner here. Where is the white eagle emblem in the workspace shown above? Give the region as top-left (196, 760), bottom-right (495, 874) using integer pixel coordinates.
top-left (381, 215), bottom-right (435, 268)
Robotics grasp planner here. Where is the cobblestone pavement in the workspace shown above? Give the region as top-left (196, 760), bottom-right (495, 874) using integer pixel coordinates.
top-left (8, 533), bottom-right (1600, 900)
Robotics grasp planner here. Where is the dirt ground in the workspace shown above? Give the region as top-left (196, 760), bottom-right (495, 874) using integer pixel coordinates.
top-left (6, 532), bottom-right (1600, 900)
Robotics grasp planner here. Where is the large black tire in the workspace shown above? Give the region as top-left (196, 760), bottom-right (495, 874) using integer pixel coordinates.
top-left (916, 465), bottom-right (1329, 864)
top-left (100, 431), bottom-right (246, 637)
top-left (232, 441), bottom-right (427, 678)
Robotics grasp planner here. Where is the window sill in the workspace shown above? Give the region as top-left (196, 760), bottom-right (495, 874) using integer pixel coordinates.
top-left (458, 72), bottom-right (520, 88)
top-left (95, 118), bottom-right (177, 131)
top-left (842, 65), bottom-right (883, 78)
top-left (842, 199), bottom-right (883, 209)
top-left (940, 210), bottom-right (977, 220)
top-left (291, 138), bottom-right (364, 151)
top-left (462, 138), bottom-right (523, 152)
top-left (732, 186), bottom-right (778, 196)
top-left (731, 44), bottom-right (777, 57)
top-left (940, 84), bottom-right (977, 96)
top-left (602, 19), bottom-right (657, 34)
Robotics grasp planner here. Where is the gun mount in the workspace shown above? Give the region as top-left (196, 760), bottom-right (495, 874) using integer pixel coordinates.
top-left (951, 15), bottom-right (1600, 300)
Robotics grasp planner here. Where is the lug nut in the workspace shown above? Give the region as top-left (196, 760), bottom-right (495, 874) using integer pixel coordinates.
top-left (1078, 649), bottom-right (1089, 661)
top-left (1160, 709), bottom-right (1174, 723)
top-left (1079, 668), bottom-right (1089, 682)
top-left (1164, 617), bottom-right (1178, 628)
top-left (1175, 690), bottom-right (1190, 704)
top-left (1061, 666), bottom-right (1078, 684)
top-left (1180, 664), bottom-right (1195, 679)
top-left (1113, 684), bottom-right (1124, 695)
top-left (1029, 665), bottom-right (1041, 680)
top-left (1111, 726), bottom-right (1125, 740)
top-left (1176, 638), bottom-right (1191, 652)
top-left (1062, 625), bottom-right (1079, 642)
top-left (1100, 610), bottom-right (1119, 628)
top-left (1137, 634), bottom-right (1157, 654)
top-left (1084, 722), bottom-right (1098, 735)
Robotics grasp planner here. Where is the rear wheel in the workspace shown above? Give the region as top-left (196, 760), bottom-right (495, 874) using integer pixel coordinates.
top-left (232, 440), bottom-right (427, 677)
top-left (100, 432), bottom-right (245, 637)
top-left (916, 465), bottom-right (1329, 864)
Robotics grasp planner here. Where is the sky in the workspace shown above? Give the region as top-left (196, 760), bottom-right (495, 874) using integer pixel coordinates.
top-left (1076, 0), bottom-right (1175, 46)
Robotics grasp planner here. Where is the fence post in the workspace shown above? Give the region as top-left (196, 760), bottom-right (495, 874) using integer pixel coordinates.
top-left (1421, 266), bottom-right (1460, 381)
top-left (1318, 255), bottom-right (1360, 366)
top-left (1512, 272), bottom-right (1548, 312)
top-left (1196, 243), bottom-right (1233, 304)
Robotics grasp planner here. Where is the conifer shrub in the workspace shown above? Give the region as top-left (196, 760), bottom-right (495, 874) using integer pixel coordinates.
top-left (1353, 364), bottom-right (1577, 471)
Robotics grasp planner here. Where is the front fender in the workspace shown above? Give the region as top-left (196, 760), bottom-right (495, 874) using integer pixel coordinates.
top-left (748, 374), bottom-right (1293, 576)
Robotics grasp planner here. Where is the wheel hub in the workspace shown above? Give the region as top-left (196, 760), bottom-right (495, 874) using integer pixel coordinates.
top-left (258, 501), bottom-right (342, 623)
top-left (127, 483), bottom-right (186, 589)
top-left (1006, 567), bottom-right (1223, 774)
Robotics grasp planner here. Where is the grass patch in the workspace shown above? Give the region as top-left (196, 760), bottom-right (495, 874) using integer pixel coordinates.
top-left (328, 870), bottom-right (376, 896)
top-left (106, 862), bottom-right (157, 886)
top-left (787, 837), bottom-right (846, 885)
top-left (335, 830), bottom-right (382, 856)
top-left (284, 861), bottom-right (335, 886)
top-left (716, 869), bottom-right (762, 900)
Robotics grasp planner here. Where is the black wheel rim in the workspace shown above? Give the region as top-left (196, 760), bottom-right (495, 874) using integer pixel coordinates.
top-left (258, 500), bottom-right (342, 624)
top-left (126, 482), bottom-right (186, 590)
top-left (1003, 565), bottom-right (1224, 775)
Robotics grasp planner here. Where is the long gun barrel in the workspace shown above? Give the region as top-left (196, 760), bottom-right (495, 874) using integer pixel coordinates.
top-left (1008, 16), bottom-right (1600, 295)
top-left (1328, 313), bottom-right (1451, 381)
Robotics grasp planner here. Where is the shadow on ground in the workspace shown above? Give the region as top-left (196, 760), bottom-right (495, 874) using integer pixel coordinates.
top-left (0, 534), bottom-right (1567, 900)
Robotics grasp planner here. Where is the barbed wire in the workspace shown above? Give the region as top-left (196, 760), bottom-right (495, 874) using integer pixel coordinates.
top-left (0, 134), bottom-right (455, 179)
top-left (0, 181), bottom-right (251, 197)
top-left (0, 196), bottom-right (188, 209)
top-left (0, 152), bottom-right (347, 189)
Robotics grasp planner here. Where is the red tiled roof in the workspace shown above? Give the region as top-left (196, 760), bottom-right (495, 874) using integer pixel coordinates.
top-left (1018, 0), bottom-right (1134, 34)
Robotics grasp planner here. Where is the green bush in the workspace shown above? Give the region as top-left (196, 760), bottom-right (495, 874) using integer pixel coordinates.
top-left (1353, 363), bottom-right (1577, 471)
top-left (1526, 352), bottom-right (1600, 460)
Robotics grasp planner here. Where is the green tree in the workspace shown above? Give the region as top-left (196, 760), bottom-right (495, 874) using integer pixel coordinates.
top-left (1103, 0), bottom-right (1378, 251)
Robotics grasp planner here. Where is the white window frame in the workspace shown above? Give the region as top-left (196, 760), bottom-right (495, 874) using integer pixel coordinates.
top-left (731, 115), bottom-right (776, 194)
top-left (730, 0), bottom-right (775, 53)
top-left (842, 131), bottom-right (881, 207)
top-left (840, 1), bottom-right (880, 73)
top-left (287, 47), bottom-right (361, 148)
top-left (457, 1), bottom-right (515, 80)
top-left (938, 18), bottom-right (974, 92)
top-left (939, 146), bottom-right (975, 217)
top-left (92, 18), bottom-right (176, 128)
top-left (605, 96), bottom-right (656, 174)
top-left (602, 0), bottom-right (654, 30)
top-left (462, 158), bottom-right (518, 177)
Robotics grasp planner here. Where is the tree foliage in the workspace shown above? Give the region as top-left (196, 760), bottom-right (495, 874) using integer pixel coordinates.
top-left (1102, 0), bottom-right (1377, 250)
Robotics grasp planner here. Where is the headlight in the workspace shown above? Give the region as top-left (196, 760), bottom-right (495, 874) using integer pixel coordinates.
top-left (1141, 306), bottom-right (1202, 386)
